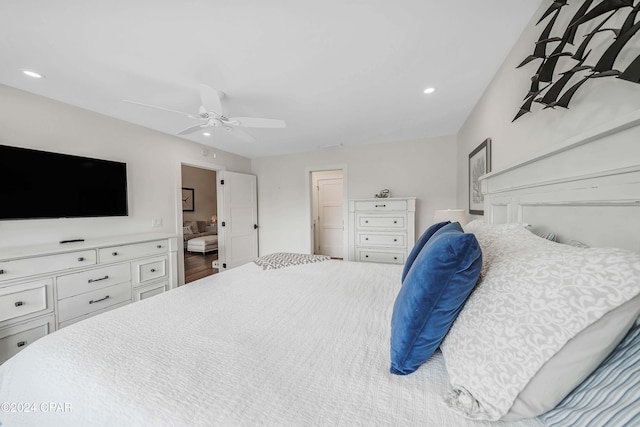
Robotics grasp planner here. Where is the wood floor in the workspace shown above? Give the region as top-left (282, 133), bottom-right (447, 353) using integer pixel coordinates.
top-left (184, 250), bottom-right (218, 284)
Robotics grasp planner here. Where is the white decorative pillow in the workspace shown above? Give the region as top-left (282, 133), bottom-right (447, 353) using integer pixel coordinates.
top-left (182, 226), bottom-right (192, 235)
top-left (254, 252), bottom-right (330, 270)
top-left (441, 222), bottom-right (640, 421)
top-left (462, 220), bottom-right (528, 278)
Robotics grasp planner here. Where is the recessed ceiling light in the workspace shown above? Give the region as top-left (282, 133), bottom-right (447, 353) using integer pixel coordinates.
top-left (318, 143), bottom-right (344, 150)
top-left (203, 132), bottom-right (211, 136)
top-left (423, 87), bottom-right (435, 94)
top-left (22, 69), bottom-right (45, 79)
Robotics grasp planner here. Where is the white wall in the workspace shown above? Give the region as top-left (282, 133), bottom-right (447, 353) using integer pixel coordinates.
top-left (0, 84), bottom-right (251, 250)
top-left (252, 135), bottom-right (458, 256)
top-left (457, 2), bottom-right (640, 212)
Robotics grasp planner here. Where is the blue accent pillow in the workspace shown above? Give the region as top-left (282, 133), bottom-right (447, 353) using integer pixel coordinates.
top-left (541, 317), bottom-right (640, 427)
top-left (401, 221), bottom-right (450, 282)
top-left (390, 222), bottom-right (482, 375)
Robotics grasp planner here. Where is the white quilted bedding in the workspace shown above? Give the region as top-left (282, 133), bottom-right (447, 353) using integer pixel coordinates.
top-left (0, 261), bottom-right (545, 427)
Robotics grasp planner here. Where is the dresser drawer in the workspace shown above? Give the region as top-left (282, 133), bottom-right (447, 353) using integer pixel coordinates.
top-left (354, 200), bottom-right (407, 211)
top-left (57, 282), bottom-right (131, 323)
top-left (357, 250), bottom-right (405, 264)
top-left (133, 281), bottom-right (168, 302)
top-left (358, 233), bottom-right (406, 248)
top-left (57, 263), bottom-right (131, 300)
top-left (98, 240), bottom-right (169, 263)
top-left (0, 280), bottom-right (53, 324)
top-left (58, 301), bottom-right (129, 329)
top-left (0, 250), bottom-right (96, 282)
top-left (357, 215), bottom-right (406, 229)
top-left (0, 315), bottom-right (55, 364)
top-left (132, 256), bottom-right (168, 285)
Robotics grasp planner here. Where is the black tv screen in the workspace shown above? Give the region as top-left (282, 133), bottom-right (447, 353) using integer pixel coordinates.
top-left (0, 145), bottom-right (128, 220)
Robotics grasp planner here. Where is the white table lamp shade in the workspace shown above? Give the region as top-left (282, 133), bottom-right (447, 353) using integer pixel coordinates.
top-left (433, 209), bottom-right (467, 226)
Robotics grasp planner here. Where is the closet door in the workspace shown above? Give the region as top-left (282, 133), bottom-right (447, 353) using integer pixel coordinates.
top-left (317, 177), bottom-right (343, 258)
top-left (217, 171), bottom-right (258, 270)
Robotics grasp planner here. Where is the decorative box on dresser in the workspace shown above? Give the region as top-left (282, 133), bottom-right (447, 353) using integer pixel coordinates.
top-left (348, 197), bottom-right (416, 264)
top-left (0, 233), bottom-right (178, 364)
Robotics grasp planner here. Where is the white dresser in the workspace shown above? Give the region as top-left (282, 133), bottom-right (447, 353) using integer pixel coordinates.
top-left (0, 233), bottom-right (178, 364)
top-left (348, 197), bottom-right (416, 264)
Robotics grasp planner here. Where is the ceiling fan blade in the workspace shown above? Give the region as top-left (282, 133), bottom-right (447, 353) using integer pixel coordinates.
top-left (227, 117), bottom-right (286, 128)
top-left (178, 123), bottom-right (207, 135)
top-left (223, 126), bottom-right (255, 142)
top-left (122, 99), bottom-right (197, 119)
top-left (199, 84), bottom-right (223, 114)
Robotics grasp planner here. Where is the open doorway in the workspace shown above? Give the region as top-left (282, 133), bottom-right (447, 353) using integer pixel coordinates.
top-left (181, 165), bottom-right (219, 283)
top-left (311, 170), bottom-right (344, 259)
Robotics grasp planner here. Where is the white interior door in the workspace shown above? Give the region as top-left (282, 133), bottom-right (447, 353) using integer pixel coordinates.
top-left (217, 171), bottom-right (258, 270)
top-left (317, 177), bottom-right (343, 258)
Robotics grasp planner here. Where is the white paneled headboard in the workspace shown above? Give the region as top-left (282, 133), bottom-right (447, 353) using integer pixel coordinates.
top-left (481, 111), bottom-right (640, 253)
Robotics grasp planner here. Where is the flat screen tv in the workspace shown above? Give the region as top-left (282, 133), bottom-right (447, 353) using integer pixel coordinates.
top-left (0, 145), bottom-right (128, 220)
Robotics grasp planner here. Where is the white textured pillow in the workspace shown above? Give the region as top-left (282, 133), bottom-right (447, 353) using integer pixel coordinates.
top-left (441, 222), bottom-right (640, 421)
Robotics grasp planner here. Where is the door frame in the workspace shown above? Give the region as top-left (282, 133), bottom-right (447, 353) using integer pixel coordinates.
top-left (305, 164), bottom-right (348, 257)
top-left (176, 159), bottom-right (226, 286)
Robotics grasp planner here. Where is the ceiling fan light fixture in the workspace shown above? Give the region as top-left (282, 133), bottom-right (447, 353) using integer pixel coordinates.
top-left (423, 87), bottom-right (435, 94)
top-left (125, 83), bottom-right (283, 142)
top-left (22, 69), bottom-right (45, 79)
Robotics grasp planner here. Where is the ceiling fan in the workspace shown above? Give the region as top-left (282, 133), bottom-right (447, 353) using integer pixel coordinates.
top-left (124, 84), bottom-right (286, 142)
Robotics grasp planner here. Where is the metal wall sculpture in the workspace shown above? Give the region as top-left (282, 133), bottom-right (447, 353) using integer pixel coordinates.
top-left (514, 0), bottom-right (640, 121)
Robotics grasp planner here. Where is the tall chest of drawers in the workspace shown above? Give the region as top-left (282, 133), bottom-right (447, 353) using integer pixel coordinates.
top-left (0, 233), bottom-right (178, 364)
top-left (348, 197), bottom-right (416, 264)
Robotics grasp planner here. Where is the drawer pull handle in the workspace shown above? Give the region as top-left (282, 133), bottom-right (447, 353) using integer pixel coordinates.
top-left (88, 275), bottom-right (109, 283)
top-left (365, 255), bottom-right (369, 258)
top-left (157, 245), bottom-right (163, 249)
top-left (17, 341), bottom-right (26, 348)
top-left (375, 204), bottom-right (386, 208)
top-left (394, 239), bottom-right (398, 242)
top-left (365, 238), bottom-right (369, 241)
top-left (0, 269), bottom-right (5, 274)
top-left (150, 268), bottom-right (156, 273)
top-left (365, 221), bottom-right (369, 224)
top-left (112, 252), bottom-right (119, 256)
top-left (394, 257), bottom-right (398, 260)
top-left (89, 295), bottom-right (110, 304)
top-left (77, 257), bottom-right (85, 262)
top-left (15, 301), bottom-right (25, 307)
top-left (394, 221), bottom-right (398, 224)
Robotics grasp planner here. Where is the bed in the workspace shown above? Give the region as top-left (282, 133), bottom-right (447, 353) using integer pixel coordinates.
top-left (1, 113), bottom-right (639, 427)
top-left (0, 261), bottom-right (546, 427)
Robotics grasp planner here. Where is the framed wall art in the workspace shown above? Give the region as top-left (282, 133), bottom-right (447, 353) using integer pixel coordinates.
top-left (182, 187), bottom-right (195, 212)
top-left (469, 138), bottom-right (491, 215)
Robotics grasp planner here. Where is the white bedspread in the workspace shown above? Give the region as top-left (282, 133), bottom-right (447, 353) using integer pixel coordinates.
top-left (0, 261), bottom-right (546, 427)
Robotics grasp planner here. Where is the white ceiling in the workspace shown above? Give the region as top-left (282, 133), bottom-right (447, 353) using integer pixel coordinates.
top-left (0, 1), bottom-right (541, 159)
